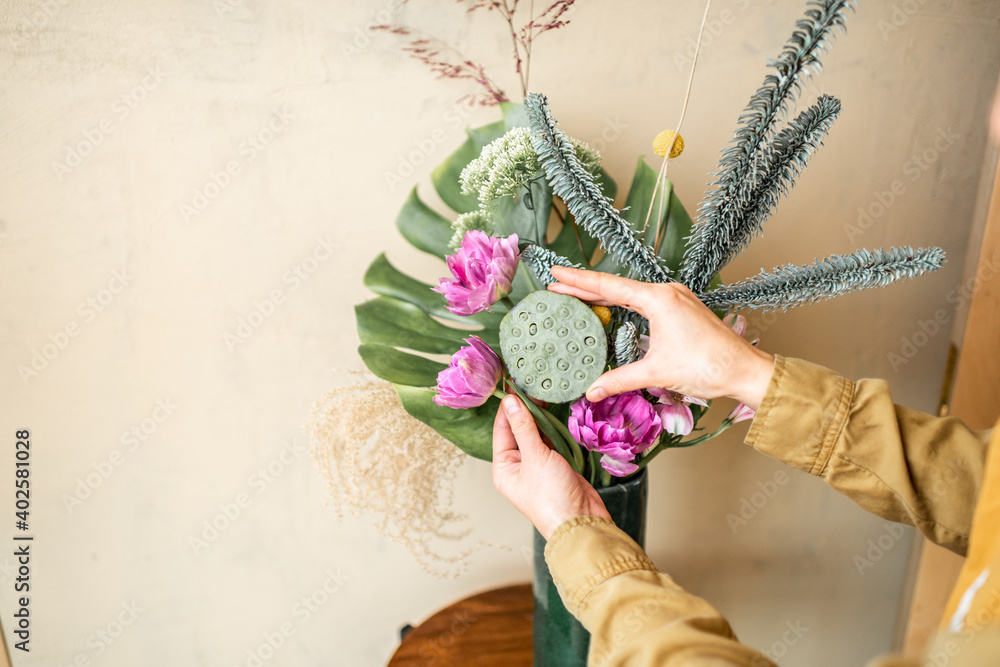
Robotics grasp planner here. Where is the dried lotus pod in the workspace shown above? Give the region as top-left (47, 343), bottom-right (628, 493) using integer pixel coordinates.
top-left (499, 291), bottom-right (607, 403)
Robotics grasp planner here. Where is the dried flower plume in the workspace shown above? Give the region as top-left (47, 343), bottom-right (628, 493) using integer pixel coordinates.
top-left (307, 375), bottom-right (485, 578)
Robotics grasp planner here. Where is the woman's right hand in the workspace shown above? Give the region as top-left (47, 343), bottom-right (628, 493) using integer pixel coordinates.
top-left (548, 266), bottom-right (775, 410)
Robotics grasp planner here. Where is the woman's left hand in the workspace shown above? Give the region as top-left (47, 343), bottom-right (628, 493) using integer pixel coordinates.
top-left (492, 395), bottom-right (610, 540)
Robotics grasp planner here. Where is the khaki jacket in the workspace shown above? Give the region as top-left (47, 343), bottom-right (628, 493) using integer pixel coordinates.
top-left (545, 355), bottom-right (999, 666)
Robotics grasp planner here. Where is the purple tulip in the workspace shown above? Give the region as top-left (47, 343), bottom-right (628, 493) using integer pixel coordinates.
top-left (433, 336), bottom-right (503, 409)
top-left (569, 391), bottom-right (663, 477)
top-left (433, 230), bottom-right (520, 316)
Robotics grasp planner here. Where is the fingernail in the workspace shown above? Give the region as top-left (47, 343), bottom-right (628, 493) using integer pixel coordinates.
top-left (503, 396), bottom-right (521, 414)
top-left (589, 386), bottom-right (608, 402)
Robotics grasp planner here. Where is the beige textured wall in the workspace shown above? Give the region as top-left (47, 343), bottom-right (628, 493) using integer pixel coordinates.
top-left (1, 1), bottom-right (998, 665)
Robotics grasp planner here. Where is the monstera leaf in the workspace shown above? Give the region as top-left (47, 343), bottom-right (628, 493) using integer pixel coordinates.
top-left (356, 104), bottom-right (692, 461)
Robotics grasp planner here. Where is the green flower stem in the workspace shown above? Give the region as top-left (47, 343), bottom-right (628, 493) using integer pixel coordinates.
top-left (600, 469), bottom-right (612, 488)
top-left (587, 450), bottom-right (600, 486)
top-left (541, 409), bottom-right (585, 473)
top-left (674, 419), bottom-right (736, 447)
top-left (635, 420), bottom-right (735, 471)
top-left (500, 296), bottom-right (516, 310)
top-left (634, 434), bottom-right (672, 472)
top-left (497, 385), bottom-right (582, 475)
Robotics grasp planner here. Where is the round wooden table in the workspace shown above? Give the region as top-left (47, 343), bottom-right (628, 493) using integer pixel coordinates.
top-left (387, 584), bottom-right (534, 666)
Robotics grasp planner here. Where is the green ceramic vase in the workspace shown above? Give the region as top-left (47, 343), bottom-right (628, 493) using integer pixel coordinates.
top-left (532, 468), bottom-right (649, 666)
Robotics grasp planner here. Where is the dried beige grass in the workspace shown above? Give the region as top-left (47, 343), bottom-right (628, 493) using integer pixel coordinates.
top-left (306, 373), bottom-right (485, 578)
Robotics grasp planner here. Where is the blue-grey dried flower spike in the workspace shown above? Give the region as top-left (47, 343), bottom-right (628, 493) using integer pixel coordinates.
top-left (615, 321), bottom-right (641, 366)
top-left (682, 0), bottom-right (856, 293)
top-left (694, 95), bottom-right (842, 282)
top-left (700, 246), bottom-right (946, 312)
top-left (524, 92), bottom-right (672, 285)
top-left (521, 244), bottom-right (584, 287)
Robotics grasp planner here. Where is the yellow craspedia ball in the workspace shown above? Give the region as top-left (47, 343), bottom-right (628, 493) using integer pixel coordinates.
top-left (653, 130), bottom-right (684, 158)
top-left (591, 305), bottom-right (612, 326)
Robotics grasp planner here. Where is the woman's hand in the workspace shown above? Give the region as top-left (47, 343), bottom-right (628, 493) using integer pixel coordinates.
top-left (492, 395), bottom-right (610, 540)
top-left (548, 266), bottom-right (774, 410)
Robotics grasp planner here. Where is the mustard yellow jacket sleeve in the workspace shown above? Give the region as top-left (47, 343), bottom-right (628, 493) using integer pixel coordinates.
top-left (544, 515), bottom-right (931, 667)
top-left (545, 515), bottom-right (776, 667)
top-left (746, 355), bottom-right (992, 556)
top-left (542, 354), bottom-right (994, 666)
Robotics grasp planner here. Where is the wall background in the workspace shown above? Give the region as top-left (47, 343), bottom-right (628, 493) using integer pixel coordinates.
top-left (1, 1), bottom-right (998, 665)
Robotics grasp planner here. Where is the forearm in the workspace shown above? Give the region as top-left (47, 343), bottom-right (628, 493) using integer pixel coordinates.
top-left (746, 355), bottom-right (989, 554)
top-left (545, 516), bottom-right (774, 666)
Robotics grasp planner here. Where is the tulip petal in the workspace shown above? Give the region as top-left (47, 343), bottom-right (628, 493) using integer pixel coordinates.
top-left (726, 403), bottom-right (756, 424)
top-left (600, 456), bottom-right (639, 477)
top-left (656, 402), bottom-right (694, 436)
top-left (434, 231), bottom-right (520, 316)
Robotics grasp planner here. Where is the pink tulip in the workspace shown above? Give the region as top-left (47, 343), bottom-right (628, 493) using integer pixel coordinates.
top-left (723, 314), bottom-right (758, 423)
top-left (646, 388), bottom-right (695, 436)
top-left (727, 402), bottom-right (756, 424)
top-left (433, 337), bottom-right (503, 409)
top-left (600, 457), bottom-right (640, 477)
top-left (432, 230), bottom-right (520, 316)
top-left (569, 391), bottom-right (663, 477)
top-left (723, 313), bottom-right (747, 337)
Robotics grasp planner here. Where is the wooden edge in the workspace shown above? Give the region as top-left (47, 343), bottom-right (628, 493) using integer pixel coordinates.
top-left (902, 540), bottom-right (966, 656)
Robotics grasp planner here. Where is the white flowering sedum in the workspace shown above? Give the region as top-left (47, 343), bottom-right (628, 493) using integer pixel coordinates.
top-left (447, 210), bottom-right (494, 250)
top-left (459, 126), bottom-right (601, 206)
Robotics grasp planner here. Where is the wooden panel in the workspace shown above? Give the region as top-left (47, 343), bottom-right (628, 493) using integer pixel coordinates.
top-left (949, 157), bottom-right (1000, 430)
top-left (388, 584), bottom-right (533, 666)
top-left (0, 626), bottom-right (9, 667)
top-left (902, 147), bottom-right (1000, 655)
top-left (903, 540), bottom-right (967, 655)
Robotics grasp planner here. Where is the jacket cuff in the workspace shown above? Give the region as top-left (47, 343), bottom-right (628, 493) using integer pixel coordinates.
top-left (544, 515), bottom-right (658, 615)
top-left (744, 355), bottom-right (855, 476)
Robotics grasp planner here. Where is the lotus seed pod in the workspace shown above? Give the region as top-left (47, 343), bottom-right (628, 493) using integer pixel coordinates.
top-left (499, 290), bottom-right (608, 403)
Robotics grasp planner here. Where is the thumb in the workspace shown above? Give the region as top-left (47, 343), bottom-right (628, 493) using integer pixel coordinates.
top-left (501, 395), bottom-right (549, 460)
top-left (587, 359), bottom-right (654, 401)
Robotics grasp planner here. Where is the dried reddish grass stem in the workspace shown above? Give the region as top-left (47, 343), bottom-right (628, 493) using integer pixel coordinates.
top-left (372, 25), bottom-right (509, 107)
top-left (380, 0), bottom-right (578, 105)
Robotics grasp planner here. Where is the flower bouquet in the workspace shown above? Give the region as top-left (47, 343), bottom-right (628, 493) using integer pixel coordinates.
top-left (356, 0), bottom-right (944, 486)
top-left (336, 0), bottom-right (948, 661)
top-left (358, 95), bottom-right (749, 487)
